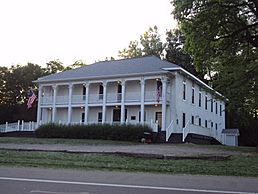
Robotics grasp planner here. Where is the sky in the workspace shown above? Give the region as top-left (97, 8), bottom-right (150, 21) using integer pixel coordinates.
top-left (0, 0), bottom-right (177, 67)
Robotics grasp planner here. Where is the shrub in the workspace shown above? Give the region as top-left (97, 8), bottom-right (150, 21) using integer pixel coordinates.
top-left (35, 123), bottom-right (152, 142)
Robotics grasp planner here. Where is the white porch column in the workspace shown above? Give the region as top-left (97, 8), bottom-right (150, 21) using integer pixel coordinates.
top-left (84, 82), bottom-right (89, 124)
top-left (52, 85), bottom-right (57, 123)
top-left (120, 80), bottom-right (126, 124)
top-left (161, 77), bottom-right (167, 131)
top-left (36, 85), bottom-right (42, 127)
top-left (140, 78), bottom-right (145, 124)
top-left (67, 83), bottom-right (73, 124)
top-left (102, 81), bottom-right (107, 124)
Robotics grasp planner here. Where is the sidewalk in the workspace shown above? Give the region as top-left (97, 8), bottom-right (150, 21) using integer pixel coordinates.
top-left (0, 143), bottom-right (239, 159)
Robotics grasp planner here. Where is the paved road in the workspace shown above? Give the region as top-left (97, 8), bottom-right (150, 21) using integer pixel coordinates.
top-left (0, 143), bottom-right (241, 157)
top-left (0, 167), bottom-right (257, 194)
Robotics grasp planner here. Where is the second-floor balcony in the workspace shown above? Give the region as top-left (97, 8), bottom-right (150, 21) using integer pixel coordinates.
top-left (41, 90), bottom-right (169, 106)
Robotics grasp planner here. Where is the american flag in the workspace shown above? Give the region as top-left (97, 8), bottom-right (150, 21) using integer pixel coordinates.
top-left (156, 85), bottom-right (162, 103)
top-left (27, 89), bottom-right (37, 109)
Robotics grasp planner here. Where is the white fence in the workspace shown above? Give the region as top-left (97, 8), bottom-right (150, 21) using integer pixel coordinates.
top-left (0, 120), bottom-right (36, 133)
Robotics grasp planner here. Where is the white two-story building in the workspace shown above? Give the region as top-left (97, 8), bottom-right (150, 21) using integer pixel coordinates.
top-left (35, 56), bottom-right (226, 143)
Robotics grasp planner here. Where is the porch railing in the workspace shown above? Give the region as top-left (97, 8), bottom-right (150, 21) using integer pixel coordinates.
top-left (166, 120), bottom-right (174, 142)
top-left (0, 120), bottom-right (36, 133)
top-left (183, 122), bottom-right (214, 142)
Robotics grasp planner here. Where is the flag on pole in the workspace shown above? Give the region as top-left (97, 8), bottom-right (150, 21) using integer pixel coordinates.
top-left (27, 88), bottom-right (37, 109)
top-left (156, 83), bottom-right (162, 103)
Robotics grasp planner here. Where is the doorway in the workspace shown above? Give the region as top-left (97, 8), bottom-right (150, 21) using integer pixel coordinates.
top-left (155, 112), bottom-right (162, 131)
top-left (113, 108), bottom-right (127, 122)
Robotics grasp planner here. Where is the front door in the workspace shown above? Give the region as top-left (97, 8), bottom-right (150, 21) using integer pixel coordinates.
top-left (113, 109), bottom-right (121, 122)
top-left (155, 112), bottom-right (162, 131)
top-left (113, 108), bottom-right (127, 123)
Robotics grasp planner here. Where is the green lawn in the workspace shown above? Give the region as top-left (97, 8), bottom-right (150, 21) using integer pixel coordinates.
top-left (0, 137), bottom-right (137, 145)
top-left (1, 150), bottom-right (258, 177)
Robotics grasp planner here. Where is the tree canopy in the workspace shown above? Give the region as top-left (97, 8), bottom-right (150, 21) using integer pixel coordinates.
top-left (0, 60), bottom-right (85, 124)
top-left (172, 0), bottom-right (258, 145)
top-left (118, 26), bottom-right (165, 58)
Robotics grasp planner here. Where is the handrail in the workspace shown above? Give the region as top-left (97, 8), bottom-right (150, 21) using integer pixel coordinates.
top-left (165, 120), bottom-right (174, 142)
top-left (182, 120), bottom-right (190, 142)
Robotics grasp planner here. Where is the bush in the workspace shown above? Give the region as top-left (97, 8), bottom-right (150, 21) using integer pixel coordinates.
top-left (35, 123), bottom-right (152, 142)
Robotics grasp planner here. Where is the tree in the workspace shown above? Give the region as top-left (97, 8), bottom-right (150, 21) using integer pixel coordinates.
top-left (45, 59), bottom-right (65, 74)
top-left (65, 60), bottom-right (86, 70)
top-left (172, 0), bottom-right (258, 145)
top-left (118, 26), bottom-right (165, 58)
top-left (165, 29), bottom-right (205, 80)
top-left (0, 63), bottom-right (45, 123)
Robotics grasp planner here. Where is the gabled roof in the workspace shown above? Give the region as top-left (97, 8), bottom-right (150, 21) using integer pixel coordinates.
top-left (35, 56), bottom-right (179, 83)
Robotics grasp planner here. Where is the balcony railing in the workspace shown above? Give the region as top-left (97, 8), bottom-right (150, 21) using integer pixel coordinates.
top-left (56, 96), bottom-right (69, 105)
top-left (41, 90), bottom-right (169, 105)
top-left (107, 93), bottom-right (122, 103)
top-left (89, 94), bottom-right (103, 104)
top-left (41, 96), bottom-right (53, 105)
top-left (72, 95), bottom-right (85, 104)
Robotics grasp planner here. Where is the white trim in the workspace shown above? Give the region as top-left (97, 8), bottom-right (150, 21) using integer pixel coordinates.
top-left (34, 71), bottom-right (167, 83)
top-left (162, 67), bottom-right (226, 100)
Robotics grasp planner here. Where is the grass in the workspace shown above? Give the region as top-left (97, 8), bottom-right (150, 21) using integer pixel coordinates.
top-left (0, 137), bottom-right (138, 145)
top-left (0, 150), bottom-right (258, 177)
top-left (183, 143), bottom-right (256, 153)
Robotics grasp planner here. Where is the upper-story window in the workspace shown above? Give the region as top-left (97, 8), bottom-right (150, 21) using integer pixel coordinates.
top-left (83, 86), bottom-right (86, 96)
top-left (117, 83), bottom-right (122, 101)
top-left (192, 86), bottom-right (195, 104)
top-left (199, 118), bottom-right (202, 126)
top-left (183, 81), bottom-right (186, 100)
top-left (117, 83), bottom-right (122, 94)
top-left (205, 120), bottom-right (208, 128)
top-left (211, 98), bottom-right (213, 112)
top-left (83, 86), bottom-right (86, 100)
top-left (220, 104), bottom-right (222, 116)
top-left (199, 91), bottom-right (202, 107)
top-left (99, 84), bottom-right (103, 100)
top-left (215, 102), bottom-right (218, 114)
top-left (205, 95), bottom-right (208, 110)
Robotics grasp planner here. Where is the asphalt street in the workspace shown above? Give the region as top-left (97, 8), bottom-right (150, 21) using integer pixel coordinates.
top-left (0, 167), bottom-right (258, 194)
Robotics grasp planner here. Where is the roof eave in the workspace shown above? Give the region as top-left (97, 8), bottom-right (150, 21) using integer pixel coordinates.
top-left (34, 70), bottom-right (167, 84)
top-left (162, 67), bottom-right (228, 101)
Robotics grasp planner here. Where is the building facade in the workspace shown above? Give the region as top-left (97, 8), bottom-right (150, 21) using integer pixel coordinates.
top-left (35, 56), bottom-right (226, 143)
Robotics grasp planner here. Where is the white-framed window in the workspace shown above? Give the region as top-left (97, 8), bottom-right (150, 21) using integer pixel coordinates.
top-left (191, 115), bottom-right (194, 124)
top-left (215, 102), bottom-right (218, 114)
top-left (205, 95), bottom-right (208, 110)
top-left (199, 118), bottom-right (202, 126)
top-left (99, 85), bottom-right (103, 100)
top-left (192, 87), bottom-right (195, 104)
top-left (199, 91), bottom-right (202, 107)
top-left (211, 98), bottom-right (213, 112)
top-left (183, 113), bottom-right (186, 128)
top-left (220, 104), bottom-right (222, 116)
top-left (183, 82), bottom-right (186, 100)
top-left (98, 112), bottom-right (102, 122)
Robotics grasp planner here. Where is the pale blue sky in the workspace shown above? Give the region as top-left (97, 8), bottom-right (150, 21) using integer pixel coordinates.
top-left (0, 0), bottom-right (177, 67)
